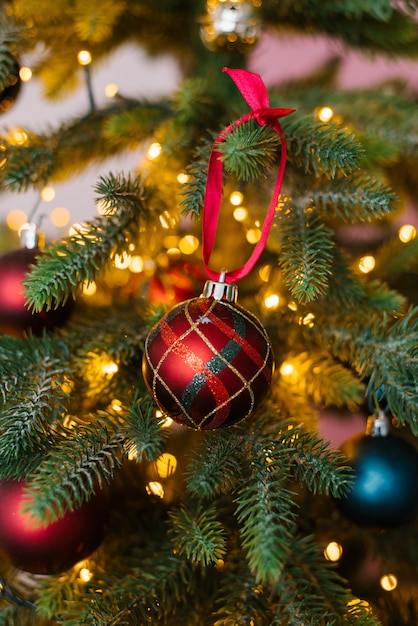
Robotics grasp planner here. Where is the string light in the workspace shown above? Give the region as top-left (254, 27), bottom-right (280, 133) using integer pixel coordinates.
top-left (318, 106), bottom-right (334, 122)
top-left (146, 481), bottom-right (165, 498)
top-left (300, 312), bottom-right (315, 327)
top-left (79, 567), bottom-right (93, 582)
top-left (50, 206), bottom-right (71, 227)
top-left (40, 185), bottom-right (56, 202)
top-left (358, 255), bottom-right (375, 274)
top-left (280, 362), bottom-right (295, 377)
top-left (177, 172), bottom-right (189, 184)
top-left (233, 206), bottom-right (248, 222)
top-left (154, 453), bottom-right (178, 478)
top-left (229, 190), bottom-right (244, 206)
top-left (246, 227), bottom-right (261, 243)
top-left (19, 66), bottom-right (32, 82)
top-left (264, 293), bottom-right (280, 309)
top-left (77, 50), bottom-right (92, 66)
top-left (10, 128), bottom-right (27, 145)
top-left (82, 280), bottom-right (97, 296)
top-left (129, 256), bottom-right (144, 273)
top-left (147, 142), bottom-right (162, 160)
top-left (380, 573), bottom-right (398, 591)
top-left (324, 541), bottom-right (343, 562)
top-left (258, 264), bottom-right (271, 282)
top-left (179, 235), bottom-right (199, 255)
top-left (398, 224), bottom-right (416, 243)
top-left (113, 253), bottom-right (131, 269)
top-left (101, 360), bottom-right (118, 376)
top-left (105, 83), bottom-right (118, 98)
top-left (6, 209), bottom-right (27, 231)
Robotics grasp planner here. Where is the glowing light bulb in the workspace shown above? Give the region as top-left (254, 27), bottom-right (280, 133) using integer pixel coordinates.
top-left (146, 481), bottom-right (165, 498)
top-left (230, 190), bottom-right (244, 206)
top-left (82, 281), bottom-right (97, 296)
top-left (147, 142), bottom-right (162, 160)
top-left (129, 256), bottom-right (144, 273)
top-left (19, 66), bottom-right (32, 82)
top-left (233, 207), bottom-right (248, 222)
top-left (155, 453), bottom-right (178, 478)
top-left (264, 293), bottom-right (280, 309)
top-left (358, 255), bottom-right (375, 274)
top-left (77, 50), bottom-right (92, 66)
top-left (280, 362), bottom-right (294, 377)
top-left (179, 235), bottom-right (199, 255)
top-left (380, 574), bottom-right (398, 591)
top-left (50, 206), bottom-right (71, 227)
top-left (398, 224), bottom-right (416, 243)
top-left (324, 541), bottom-right (343, 562)
top-left (41, 185), bottom-right (56, 202)
top-left (246, 227), bottom-right (261, 244)
top-left (101, 361), bottom-right (118, 376)
top-left (6, 210), bottom-right (27, 231)
top-left (177, 172), bottom-right (189, 184)
top-left (79, 567), bottom-right (93, 582)
top-left (318, 106), bottom-right (334, 122)
top-left (258, 264), bottom-right (271, 282)
top-left (105, 83), bottom-right (118, 98)
top-left (113, 253), bottom-right (131, 269)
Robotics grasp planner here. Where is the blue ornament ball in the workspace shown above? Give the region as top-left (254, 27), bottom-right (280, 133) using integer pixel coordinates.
top-left (336, 431), bottom-right (418, 528)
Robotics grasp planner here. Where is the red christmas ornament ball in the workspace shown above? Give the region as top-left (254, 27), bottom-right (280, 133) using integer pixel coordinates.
top-left (0, 246), bottom-right (73, 336)
top-left (142, 294), bottom-right (274, 430)
top-left (0, 479), bottom-right (110, 574)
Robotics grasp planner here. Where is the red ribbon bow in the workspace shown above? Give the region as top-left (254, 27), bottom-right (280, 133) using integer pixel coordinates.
top-left (202, 67), bottom-right (295, 283)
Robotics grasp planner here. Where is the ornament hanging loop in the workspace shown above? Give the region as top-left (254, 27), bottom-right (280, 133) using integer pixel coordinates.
top-left (366, 409), bottom-right (390, 437)
top-left (202, 68), bottom-right (295, 284)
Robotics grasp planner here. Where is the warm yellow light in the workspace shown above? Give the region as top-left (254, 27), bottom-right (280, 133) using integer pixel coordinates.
top-left (280, 362), bottom-right (294, 376)
top-left (159, 211), bottom-right (176, 229)
top-left (358, 255), bottom-right (375, 274)
top-left (398, 224), bottom-right (416, 243)
top-left (300, 312), bottom-right (315, 327)
top-left (111, 399), bottom-right (122, 412)
top-left (96, 198), bottom-right (117, 216)
top-left (230, 190), bottom-right (244, 206)
top-left (147, 142), bottom-right (162, 160)
top-left (163, 235), bottom-right (180, 249)
top-left (146, 481), bottom-right (165, 498)
top-left (258, 264), bottom-right (271, 282)
top-left (324, 541), bottom-right (343, 562)
top-left (160, 416), bottom-right (174, 428)
top-left (82, 281), bottom-right (97, 296)
top-left (246, 227), bottom-right (262, 244)
top-left (19, 66), bottom-right (32, 82)
top-left (233, 207), bottom-right (248, 222)
top-left (127, 445), bottom-right (138, 461)
top-left (77, 50), bottom-right (92, 66)
top-left (154, 453), bottom-right (178, 478)
top-left (113, 253), bottom-right (131, 269)
top-left (10, 128), bottom-right (27, 145)
top-left (79, 567), bottom-right (93, 582)
top-left (129, 256), bottom-right (144, 273)
top-left (288, 301), bottom-right (298, 311)
top-left (40, 185), bottom-right (56, 202)
top-left (264, 293), bottom-right (280, 309)
top-left (179, 235), bottom-right (199, 255)
top-left (347, 598), bottom-right (371, 611)
top-left (102, 361), bottom-right (118, 376)
top-left (380, 574), bottom-right (398, 591)
top-left (167, 247), bottom-right (181, 259)
top-left (318, 106), bottom-right (334, 123)
top-left (50, 206), bottom-right (71, 227)
top-left (6, 209), bottom-right (27, 231)
top-left (177, 172), bottom-right (189, 184)
top-left (105, 83), bottom-right (118, 98)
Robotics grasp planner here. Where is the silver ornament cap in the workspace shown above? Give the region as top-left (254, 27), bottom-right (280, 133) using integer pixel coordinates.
top-left (202, 269), bottom-right (238, 302)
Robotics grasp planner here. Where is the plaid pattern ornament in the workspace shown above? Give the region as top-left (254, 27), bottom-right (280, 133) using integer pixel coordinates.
top-left (142, 280), bottom-right (274, 430)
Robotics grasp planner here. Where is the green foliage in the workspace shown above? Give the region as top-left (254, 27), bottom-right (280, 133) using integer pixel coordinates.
top-left (168, 500), bottom-right (227, 566)
top-left (22, 413), bottom-right (124, 522)
top-left (277, 206), bottom-right (335, 303)
top-left (124, 396), bottom-right (170, 462)
top-left (186, 430), bottom-right (243, 498)
top-left (24, 173), bottom-right (151, 311)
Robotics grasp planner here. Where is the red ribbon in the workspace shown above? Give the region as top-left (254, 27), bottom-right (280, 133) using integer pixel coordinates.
top-left (202, 67), bottom-right (295, 283)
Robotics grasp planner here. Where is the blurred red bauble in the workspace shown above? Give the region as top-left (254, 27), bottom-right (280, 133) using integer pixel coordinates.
top-left (0, 245), bottom-right (73, 336)
top-left (142, 280), bottom-right (274, 430)
top-left (0, 479), bottom-right (109, 574)
top-left (148, 260), bottom-right (207, 305)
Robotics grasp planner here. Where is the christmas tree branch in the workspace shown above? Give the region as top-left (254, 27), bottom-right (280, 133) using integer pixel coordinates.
top-left (276, 206), bottom-right (335, 303)
top-left (24, 173), bottom-right (153, 311)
